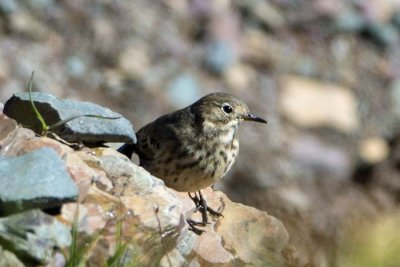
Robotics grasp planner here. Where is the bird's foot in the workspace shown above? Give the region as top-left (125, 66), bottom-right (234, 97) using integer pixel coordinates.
top-left (187, 219), bottom-right (206, 235)
top-left (187, 190), bottom-right (224, 235)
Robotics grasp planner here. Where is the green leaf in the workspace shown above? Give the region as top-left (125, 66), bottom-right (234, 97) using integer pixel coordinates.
top-left (28, 72), bottom-right (49, 135)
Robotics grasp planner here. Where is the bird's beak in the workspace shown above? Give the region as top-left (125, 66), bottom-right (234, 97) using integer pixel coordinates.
top-left (243, 113), bottom-right (267, 123)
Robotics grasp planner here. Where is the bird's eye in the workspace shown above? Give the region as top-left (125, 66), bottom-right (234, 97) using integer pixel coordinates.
top-left (221, 103), bottom-right (233, 114)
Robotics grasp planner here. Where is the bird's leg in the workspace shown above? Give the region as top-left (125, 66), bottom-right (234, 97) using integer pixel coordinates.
top-left (187, 191), bottom-right (224, 234)
top-left (188, 191), bottom-right (201, 207)
top-left (187, 219), bottom-right (205, 235)
top-left (198, 190), bottom-right (223, 218)
top-left (187, 191), bottom-right (207, 235)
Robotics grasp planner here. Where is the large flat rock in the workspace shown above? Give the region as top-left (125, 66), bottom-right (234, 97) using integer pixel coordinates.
top-left (3, 92), bottom-right (136, 144)
top-left (0, 147), bottom-right (78, 215)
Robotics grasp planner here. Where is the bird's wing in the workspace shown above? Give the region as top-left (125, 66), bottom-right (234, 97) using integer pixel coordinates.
top-left (135, 110), bottom-right (185, 161)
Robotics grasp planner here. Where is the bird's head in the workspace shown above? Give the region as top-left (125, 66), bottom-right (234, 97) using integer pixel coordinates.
top-left (191, 93), bottom-right (267, 130)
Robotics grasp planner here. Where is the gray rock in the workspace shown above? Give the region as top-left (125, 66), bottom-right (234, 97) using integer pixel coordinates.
top-left (391, 79), bottom-right (400, 119)
top-left (66, 56), bottom-right (87, 78)
top-left (205, 40), bottom-right (236, 74)
top-left (363, 22), bottom-right (400, 47)
top-left (3, 92), bottom-right (136, 144)
top-left (0, 0), bottom-right (19, 14)
top-left (237, 0), bottom-right (285, 29)
top-left (0, 147), bottom-right (78, 215)
top-left (393, 13), bottom-right (400, 29)
top-left (0, 209), bottom-right (71, 264)
top-left (335, 8), bottom-right (365, 32)
top-left (167, 73), bottom-right (201, 107)
top-left (289, 135), bottom-right (351, 178)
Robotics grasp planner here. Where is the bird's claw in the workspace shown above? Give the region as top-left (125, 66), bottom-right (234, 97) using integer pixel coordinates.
top-left (187, 190), bottom-right (224, 235)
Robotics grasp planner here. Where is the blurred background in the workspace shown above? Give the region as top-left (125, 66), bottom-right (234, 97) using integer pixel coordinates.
top-left (1, 0), bottom-right (400, 266)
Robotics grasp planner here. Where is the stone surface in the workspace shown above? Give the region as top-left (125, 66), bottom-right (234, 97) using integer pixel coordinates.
top-left (358, 136), bottom-right (389, 164)
top-left (0, 113), bottom-right (18, 143)
top-left (237, 0), bottom-right (285, 29)
top-left (206, 40), bottom-right (236, 74)
top-left (167, 73), bottom-right (201, 107)
top-left (3, 92), bottom-right (136, 144)
top-left (0, 246), bottom-right (24, 267)
top-left (280, 76), bottom-right (359, 133)
top-left (0, 209), bottom-right (71, 264)
top-left (58, 146), bottom-right (294, 266)
top-left (0, 147), bottom-right (78, 215)
top-left (289, 135), bottom-right (352, 177)
top-left (0, 114), bottom-right (36, 157)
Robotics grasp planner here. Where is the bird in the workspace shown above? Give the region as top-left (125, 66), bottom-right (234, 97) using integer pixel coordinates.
top-left (118, 92), bottom-right (267, 234)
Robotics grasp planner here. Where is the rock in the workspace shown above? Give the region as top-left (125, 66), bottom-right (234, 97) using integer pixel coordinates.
top-left (241, 29), bottom-right (290, 68)
top-left (58, 147), bottom-right (294, 266)
top-left (0, 113), bottom-right (18, 142)
top-left (393, 13), bottom-right (400, 29)
top-left (118, 44), bottom-right (150, 80)
top-left (237, 0), bottom-right (285, 30)
top-left (167, 73), bottom-right (201, 107)
top-left (0, 55), bottom-right (10, 84)
top-left (223, 63), bottom-right (256, 91)
top-left (3, 92), bottom-right (136, 144)
top-left (0, 115), bottom-right (36, 157)
top-left (9, 11), bottom-right (52, 40)
top-left (358, 136), bottom-right (389, 164)
top-left (64, 150), bottom-right (101, 201)
top-left (275, 186), bottom-right (311, 212)
top-left (279, 76), bottom-right (359, 133)
top-left (65, 56), bottom-right (87, 78)
top-left (362, 22), bottom-right (400, 46)
top-left (0, 115), bottom-right (296, 266)
top-left (335, 8), bottom-right (365, 32)
top-left (0, 121), bottom-right (96, 202)
top-left (0, 246), bottom-right (24, 267)
top-left (366, 134), bottom-right (400, 197)
top-left (205, 40), bottom-right (236, 74)
top-left (0, 0), bottom-right (19, 14)
top-left (62, 148), bottom-right (294, 266)
top-left (0, 147), bottom-right (78, 215)
top-left (289, 135), bottom-right (352, 177)
top-left (359, 0), bottom-right (398, 24)
top-left (0, 209), bottom-right (71, 264)
top-left (390, 79), bottom-right (400, 120)
top-left (202, 192), bottom-right (289, 266)
top-left (103, 69), bottom-right (125, 97)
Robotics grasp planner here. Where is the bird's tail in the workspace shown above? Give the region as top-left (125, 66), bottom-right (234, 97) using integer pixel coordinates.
top-left (117, 144), bottom-right (136, 158)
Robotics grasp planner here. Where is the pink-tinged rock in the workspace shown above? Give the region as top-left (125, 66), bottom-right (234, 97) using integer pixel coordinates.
top-left (60, 201), bottom-right (108, 235)
top-left (13, 136), bottom-right (73, 157)
top-left (212, 191), bottom-right (289, 266)
top-left (167, 188), bottom-right (290, 266)
top-left (0, 114), bottom-right (35, 156)
top-left (65, 152), bottom-right (101, 201)
top-left (60, 147), bottom-right (294, 266)
top-left (0, 114), bottom-right (18, 141)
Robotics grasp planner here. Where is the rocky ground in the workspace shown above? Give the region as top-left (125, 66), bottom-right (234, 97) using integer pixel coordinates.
top-left (0, 107), bottom-right (295, 266)
top-left (1, 0), bottom-right (400, 266)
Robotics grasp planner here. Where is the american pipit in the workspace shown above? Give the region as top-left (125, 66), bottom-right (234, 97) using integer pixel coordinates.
top-left (118, 93), bottom-right (266, 234)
